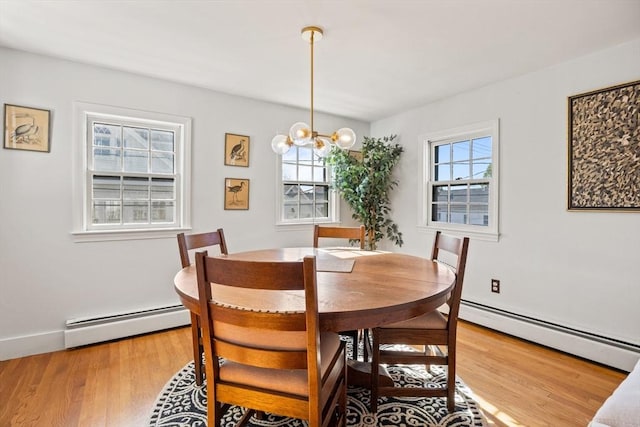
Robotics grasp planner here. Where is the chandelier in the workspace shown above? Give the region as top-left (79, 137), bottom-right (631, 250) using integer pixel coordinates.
top-left (271, 26), bottom-right (356, 157)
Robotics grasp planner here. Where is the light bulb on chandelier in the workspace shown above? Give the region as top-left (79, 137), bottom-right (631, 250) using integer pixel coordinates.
top-left (271, 26), bottom-right (356, 158)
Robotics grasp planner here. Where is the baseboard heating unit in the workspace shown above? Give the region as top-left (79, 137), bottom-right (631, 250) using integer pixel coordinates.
top-left (460, 300), bottom-right (640, 372)
top-left (64, 304), bottom-right (190, 348)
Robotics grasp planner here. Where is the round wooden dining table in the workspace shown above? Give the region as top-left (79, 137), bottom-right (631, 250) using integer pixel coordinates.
top-left (174, 247), bottom-right (456, 333)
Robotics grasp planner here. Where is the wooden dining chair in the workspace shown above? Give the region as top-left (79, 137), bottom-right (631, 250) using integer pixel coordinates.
top-left (313, 224), bottom-right (365, 250)
top-left (370, 231), bottom-right (469, 412)
top-left (313, 224), bottom-right (366, 360)
top-left (176, 229), bottom-right (228, 385)
top-left (195, 251), bottom-right (348, 427)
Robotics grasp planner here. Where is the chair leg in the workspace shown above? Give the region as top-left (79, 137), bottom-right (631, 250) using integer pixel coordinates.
top-left (210, 394), bottom-right (224, 427)
top-left (370, 329), bottom-right (379, 413)
top-left (190, 312), bottom-right (203, 386)
top-left (447, 354), bottom-right (456, 412)
top-left (236, 409), bottom-right (256, 426)
top-left (352, 330), bottom-right (359, 360)
top-left (339, 369), bottom-right (348, 427)
top-left (340, 330), bottom-right (359, 360)
top-left (362, 329), bottom-right (371, 362)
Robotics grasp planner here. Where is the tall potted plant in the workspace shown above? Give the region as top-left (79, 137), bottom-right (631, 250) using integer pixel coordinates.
top-left (328, 135), bottom-right (404, 250)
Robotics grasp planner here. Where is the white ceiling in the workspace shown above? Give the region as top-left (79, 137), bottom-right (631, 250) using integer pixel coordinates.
top-left (1, 0), bottom-right (639, 122)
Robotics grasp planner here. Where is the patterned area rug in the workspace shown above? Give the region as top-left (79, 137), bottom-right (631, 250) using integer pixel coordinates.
top-left (149, 351), bottom-right (486, 426)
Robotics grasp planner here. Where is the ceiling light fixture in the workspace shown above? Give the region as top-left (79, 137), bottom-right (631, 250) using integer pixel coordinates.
top-left (271, 26), bottom-right (356, 157)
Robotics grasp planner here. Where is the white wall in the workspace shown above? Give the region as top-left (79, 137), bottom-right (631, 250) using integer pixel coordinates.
top-left (0, 47), bottom-right (368, 359)
top-left (371, 38), bottom-right (640, 365)
top-left (2, 38), bottom-right (639, 366)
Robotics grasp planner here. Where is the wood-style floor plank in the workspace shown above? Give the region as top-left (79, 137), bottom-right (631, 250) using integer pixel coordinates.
top-left (0, 322), bottom-right (627, 426)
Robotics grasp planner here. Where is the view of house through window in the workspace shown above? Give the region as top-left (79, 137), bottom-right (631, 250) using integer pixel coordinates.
top-left (431, 136), bottom-right (492, 225)
top-left (91, 123), bottom-right (177, 226)
top-left (279, 146), bottom-right (333, 222)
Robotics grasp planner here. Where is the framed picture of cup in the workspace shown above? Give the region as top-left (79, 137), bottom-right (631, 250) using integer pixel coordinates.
top-left (224, 133), bottom-right (249, 167)
top-left (3, 104), bottom-right (51, 152)
top-left (224, 178), bottom-right (249, 210)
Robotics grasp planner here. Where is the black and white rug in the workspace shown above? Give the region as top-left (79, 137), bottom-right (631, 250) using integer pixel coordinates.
top-left (149, 355), bottom-right (486, 426)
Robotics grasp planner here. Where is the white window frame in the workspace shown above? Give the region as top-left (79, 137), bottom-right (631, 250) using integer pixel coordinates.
top-left (72, 102), bottom-right (191, 242)
top-left (420, 119), bottom-right (500, 241)
top-left (275, 146), bottom-right (339, 228)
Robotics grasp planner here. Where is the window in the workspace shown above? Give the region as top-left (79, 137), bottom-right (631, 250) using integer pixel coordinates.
top-left (72, 103), bottom-right (191, 241)
top-left (421, 119), bottom-right (499, 241)
top-left (276, 146), bottom-right (337, 225)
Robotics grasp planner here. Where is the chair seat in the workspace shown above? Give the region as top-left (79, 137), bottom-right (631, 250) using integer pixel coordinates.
top-left (220, 332), bottom-right (342, 397)
top-left (379, 310), bottom-right (447, 330)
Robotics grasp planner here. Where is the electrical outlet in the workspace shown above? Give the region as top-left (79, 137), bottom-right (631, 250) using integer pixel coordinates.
top-left (491, 279), bottom-right (500, 293)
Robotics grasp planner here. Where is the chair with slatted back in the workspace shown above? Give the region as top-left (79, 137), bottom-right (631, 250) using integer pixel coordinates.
top-left (313, 224), bottom-right (365, 250)
top-left (313, 224), bottom-right (366, 360)
top-left (195, 251), bottom-right (347, 427)
top-left (176, 229), bottom-right (228, 385)
top-left (370, 231), bottom-right (469, 413)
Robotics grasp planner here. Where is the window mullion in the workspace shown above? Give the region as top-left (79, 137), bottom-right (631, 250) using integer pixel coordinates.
top-left (119, 176), bottom-right (124, 226)
top-left (147, 176), bottom-right (152, 226)
top-left (466, 182), bottom-right (471, 225)
top-left (146, 127), bottom-right (152, 175)
top-left (447, 183), bottom-right (451, 223)
top-left (119, 126), bottom-right (124, 173)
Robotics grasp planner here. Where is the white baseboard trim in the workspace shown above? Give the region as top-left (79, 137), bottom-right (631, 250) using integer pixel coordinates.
top-left (460, 301), bottom-right (640, 372)
top-left (0, 330), bottom-right (64, 361)
top-left (6, 301), bottom-right (638, 372)
top-left (1, 307), bottom-right (191, 361)
top-left (64, 307), bottom-right (190, 349)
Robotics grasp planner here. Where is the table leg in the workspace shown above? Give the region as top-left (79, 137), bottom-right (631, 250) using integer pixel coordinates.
top-left (347, 360), bottom-right (394, 388)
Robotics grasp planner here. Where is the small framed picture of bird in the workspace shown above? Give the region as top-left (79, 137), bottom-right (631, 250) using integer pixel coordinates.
top-left (3, 104), bottom-right (51, 152)
top-left (224, 133), bottom-right (249, 167)
top-left (224, 178), bottom-right (249, 210)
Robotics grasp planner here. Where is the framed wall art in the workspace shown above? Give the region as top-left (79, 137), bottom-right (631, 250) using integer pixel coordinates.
top-left (568, 80), bottom-right (640, 211)
top-left (224, 133), bottom-right (249, 167)
top-left (3, 104), bottom-right (51, 152)
top-left (348, 149), bottom-right (363, 162)
top-left (224, 178), bottom-right (249, 210)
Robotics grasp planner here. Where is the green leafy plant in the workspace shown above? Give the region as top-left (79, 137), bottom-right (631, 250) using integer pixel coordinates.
top-left (328, 135), bottom-right (404, 250)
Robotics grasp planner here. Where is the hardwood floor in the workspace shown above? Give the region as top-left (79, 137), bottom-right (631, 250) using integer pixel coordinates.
top-left (0, 327), bottom-right (193, 427)
top-left (0, 321), bottom-right (626, 426)
top-left (456, 321), bottom-right (626, 426)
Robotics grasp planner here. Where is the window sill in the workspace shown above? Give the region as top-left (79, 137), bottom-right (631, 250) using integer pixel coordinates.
top-left (71, 227), bottom-right (191, 243)
top-left (275, 220), bottom-right (341, 231)
top-left (417, 224), bottom-right (499, 242)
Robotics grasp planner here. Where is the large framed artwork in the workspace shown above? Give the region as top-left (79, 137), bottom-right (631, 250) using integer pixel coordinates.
top-left (224, 133), bottom-right (249, 167)
top-left (567, 80), bottom-right (640, 211)
top-left (224, 178), bottom-right (249, 210)
top-left (3, 104), bottom-right (51, 152)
